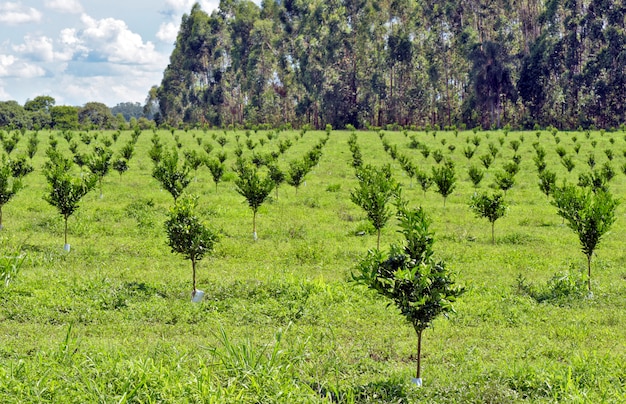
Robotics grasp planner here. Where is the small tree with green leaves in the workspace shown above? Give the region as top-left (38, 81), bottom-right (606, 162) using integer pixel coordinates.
top-left (235, 163), bottom-right (275, 240)
top-left (119, 141), bottom-right (134, 161)
top-left (352, 203), bottom-right (464, 385)
top-left (538, 169), bottom-right (557, 198)
top-left (0, 157), bottom-right (23, 230)
top-left (268, 163), bottom-right (285, 199)
top-left (165, 194), bottom-right (218, 299)
top-left (551, 185), bottom-right (619, 292)
top-left (431, 160), bottom-right (456, 207)
top-left (286, 159), bottom-right (310, 195)
top-left (493, 170), bottom-right (515, 195)
top-left (112, 157), bottom-right (129, 180)
top-left (468, 165), bottom-right (484, 188)
top-left (350, 164), bottom-right (399, 249)
top-left (27, 132), bottom-right (38, 159)
top-left (86, 146), bottom-right (112, 198)
top-left (152, 148), bottom-right (191, 202)
top-left (183, 149), bottom-right (204, 179)
top-left (43, 157), bottom-right (97, 249)
top-left (206, 158), bottom-right (225, 191)
top-left (9, 155), bottom-right (33, 179)
top-left (415, 170), bottom-right (432, 196)
top-left (469, 191), bottom-right (508, 244)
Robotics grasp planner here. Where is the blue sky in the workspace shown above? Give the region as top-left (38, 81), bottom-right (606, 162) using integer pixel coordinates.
top-left (0, 0), bottom-right (225, 107)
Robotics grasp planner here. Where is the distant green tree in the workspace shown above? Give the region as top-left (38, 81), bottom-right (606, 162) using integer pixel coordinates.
top-left (469, 191), bottom-right (508, 244)
top-left (9, 155), bottom-right (33, 179)
top-left (268, 163), bottom-right (285, 199)
top-left (431, 160), bottom-right (456, 207)
top-left (235, 163), bottom-right (274, 240)
top-left (493, 170), bottom-right (515, 195)
top-left (43, 157), bottom-right (96, 249)
top-left (183, 149), bottom-right (204, 178)
top-left (112, 157), bottom-right (129, 180)
top-left (78, 102), bottom-right (115, 129)
top-left (350, 164), bottom-right (399, 249)
top-left (24, 96), bottom-right (55, 113)
top-left (286, 159), bottom-right (310, 195)
top-left (50, 106), bottom-right (79, 130)
top-left (206, 158), bottom-right (225, 191)
top-left (538, 170), bottom-right (557, 198)
top-left (86, 146), bottom-right (113, 198)
top-left (27, 132), bottom-right (39, 159)
top-left (152, 148), bottom-right (191, 202)
top-left (468, 165), bottom-right (484, 188)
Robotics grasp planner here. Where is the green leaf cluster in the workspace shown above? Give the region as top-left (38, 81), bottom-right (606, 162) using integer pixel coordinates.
top-left (235, 163), bottom-right (274, 214)
top-left (165, 194), bottom-right (217, 265)
top-left (152, 148), bottom-right (191, 202)
top-left (350, 164), bottom-right (399, 247)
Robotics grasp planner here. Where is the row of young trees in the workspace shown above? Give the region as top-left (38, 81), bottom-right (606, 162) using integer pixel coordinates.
top-left (156, 0), bottom-right (626, 130)
top-left (348, 128), bottom-right (619, 383)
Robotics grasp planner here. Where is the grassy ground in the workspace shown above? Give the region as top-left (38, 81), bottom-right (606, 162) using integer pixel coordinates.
top-left (0, 127), bottom-right (625, 402)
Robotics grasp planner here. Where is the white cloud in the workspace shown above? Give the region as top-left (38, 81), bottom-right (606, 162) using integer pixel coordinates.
top-left (0, 1), bottom-right (42, 24)
top-left (80, 13), bottom-right (164, 65)
top-left (0, 53), bottom-right (45, 78)
top-left (59, 67), bottom-right (160, 105)
top-left (13, 35), bottom-right (55, 62)
top-left (156, 21), bottom-right (178, 43)
top-left (44, 0), bottom-right (83, 14)
top-left (0, 81), bottom-right (10, 99)
top-left (162, 0), bottom-right (220, 14)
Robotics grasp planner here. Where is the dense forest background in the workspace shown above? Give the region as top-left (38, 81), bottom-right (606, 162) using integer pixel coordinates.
top-left (152, 0), bottom-right (626, 130)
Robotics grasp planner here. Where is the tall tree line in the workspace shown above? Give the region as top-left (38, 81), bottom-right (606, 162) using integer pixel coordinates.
top-left (155, 0), bottom-right (626, 130)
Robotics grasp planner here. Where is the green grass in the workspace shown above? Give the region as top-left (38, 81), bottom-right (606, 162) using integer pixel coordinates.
top-left (0, 127), bottom-right (625, 402)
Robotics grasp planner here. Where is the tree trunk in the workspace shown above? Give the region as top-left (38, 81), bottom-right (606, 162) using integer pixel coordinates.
top-left (253, 210), bottom-right (257, 241)
top-left (587, 253), bottom-right (592, 292)
top-left (416, 328), bottom-right (423, 379)
top-left (64, 214), bottom-right (68, 245)
top-left (0, 206), bottom-right (3, 230)
top-left (491, 221), bottom-right (495, 244)
top-left (377, 228), bottom-right (381, 250)
top-left (192, 257), bottom-right (197, 294)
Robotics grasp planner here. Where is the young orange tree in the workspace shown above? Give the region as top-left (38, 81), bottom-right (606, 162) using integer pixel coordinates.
top-left (353, 200), bottom-right (464, 385)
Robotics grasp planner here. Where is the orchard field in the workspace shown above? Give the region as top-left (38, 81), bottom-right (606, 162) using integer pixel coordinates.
top-left (0, 127), bottom-right (625, 403)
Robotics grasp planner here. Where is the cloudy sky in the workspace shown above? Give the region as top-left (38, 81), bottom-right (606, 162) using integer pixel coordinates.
top-left (0, 0), bottom-right (227, 107)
